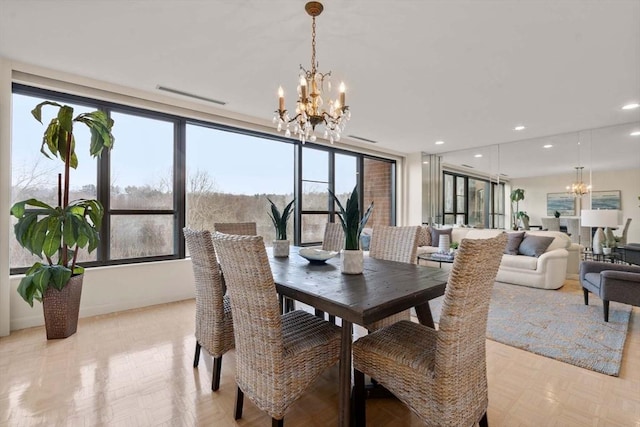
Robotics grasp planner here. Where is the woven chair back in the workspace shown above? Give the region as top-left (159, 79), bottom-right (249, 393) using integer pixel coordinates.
top-left (183, 228), bottom-right (233, 356)
top-left (369, 225), bottom-right (421, 264)
top-left (322, 222), bottom-right (344, 251)
top-left (212, 233), bottom-right (285, 399)
top-left (214, 222), bottom-right (257, 236)
top-left (434, 233), bottom-right (507, 408)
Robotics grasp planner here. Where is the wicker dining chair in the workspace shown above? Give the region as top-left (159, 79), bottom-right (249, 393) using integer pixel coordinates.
top-left (322, 222), bottom-right (345, 252)
top-left (366, 225), bottom-right (421, 331)
top-left (353, 233), bottom-right (508, 427)
top-left (213, 222), bottom-right (257, 236)
top-left (212, 232), bottom-right (341, 427)
top-left (183, 228), bottom-right (234, 391)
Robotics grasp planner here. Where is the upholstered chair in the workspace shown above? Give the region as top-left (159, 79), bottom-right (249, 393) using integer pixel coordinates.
top-left (212, 232), bottom-right (341, 426)
top-left (213, 222), bottom-right (257, 236)
top-left (580, 260), bottom-right (640, 321)
top-left (352, 233), bottom-right (507, 427)
top-left (366, 225), bottom-right (421, 330)
top-left (183, 228), bottom-right (234, 391)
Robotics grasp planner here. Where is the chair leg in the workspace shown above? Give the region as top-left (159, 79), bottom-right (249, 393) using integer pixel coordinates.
top-left (479, 411), bottom-right (489, 427)
top-left (234, 386), bottom-right (244, 420)
top-left (272, 418), bottom-right (284, 427)
top-left (353, 369), bottom-right (366, 427)
top-left (603, 300), bottom-right (610, 322)
top-left (583, 288), bottom-right (589, 305)
top-left (212, 355), bottom-right (223, 391)
top-left (193, 341), bottom-right (201, 368)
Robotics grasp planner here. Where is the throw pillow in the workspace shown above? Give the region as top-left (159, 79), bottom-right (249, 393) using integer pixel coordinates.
top-left (419, 226), bottom-right (432, 246)
top-left (518, 234), bottom-right (555, 257)
top-left (430, 227), bottom-right (452, 248)
top-left (504, 231), bottom-right (525, 255)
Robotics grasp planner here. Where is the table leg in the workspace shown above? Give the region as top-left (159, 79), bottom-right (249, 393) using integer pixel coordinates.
top-left (338, 320), bottom-right (353, 427)
top-left (415, 302), bottom-right (435, 328)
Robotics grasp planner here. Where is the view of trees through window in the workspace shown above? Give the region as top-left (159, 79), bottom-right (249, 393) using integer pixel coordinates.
top-left (9, 86), bottom-right (396, 271)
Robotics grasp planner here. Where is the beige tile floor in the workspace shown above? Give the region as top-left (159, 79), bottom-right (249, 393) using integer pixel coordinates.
top-left (0, 279), bottom-right (638, 426)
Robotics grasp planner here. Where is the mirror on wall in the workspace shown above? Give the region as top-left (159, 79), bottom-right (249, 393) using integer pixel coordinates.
top-left (422, 121), bottom-right (640, 243)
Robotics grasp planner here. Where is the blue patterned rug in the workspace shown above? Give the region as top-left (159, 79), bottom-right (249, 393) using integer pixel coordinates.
top-left (429, 282), bottom-right (633, 376)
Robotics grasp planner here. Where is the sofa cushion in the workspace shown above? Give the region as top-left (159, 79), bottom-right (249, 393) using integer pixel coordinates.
top-left (504, 232), bottom-right (525, 255)
top-left (518, 234), bottom-right (554, 257)
top-left (418, 226), bottom-right (432, 246)
top-left (524, 230), bottom-right (571, 251)
top-left (430, 228), bottom-right (452, 247)
top-left (501, 254), bottom-right (538, 270)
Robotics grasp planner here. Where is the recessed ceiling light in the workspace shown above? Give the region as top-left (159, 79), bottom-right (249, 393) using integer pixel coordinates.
top-left (423, 161), bottom-right (429, 164)
top-left (514, 125), bottom-right (526, 131)
top-left (631, 131), bottom-right (640, 136)
top-left (474, 154), bottom-right (483, 158)
top-left (622, 103), bottom-right (639, 110)
top-left (543, 144), bottom-right (553, 148)
top-left (435, 140), bottom-right (445, 145)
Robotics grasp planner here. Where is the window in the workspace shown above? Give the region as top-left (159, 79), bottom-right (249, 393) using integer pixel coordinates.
top-left (443, 171), bottom-right (502, 228)
top-left (185, 124), bottom-right (294, 244)
top-left (9, 83), bottom-right (396, 271)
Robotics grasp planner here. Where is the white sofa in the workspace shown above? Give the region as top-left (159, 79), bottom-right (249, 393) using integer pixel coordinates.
top-left (418, 227), bottom-right (580, 290)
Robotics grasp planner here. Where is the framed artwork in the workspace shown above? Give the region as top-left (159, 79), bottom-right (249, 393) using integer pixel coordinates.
top-left (591, 190), bottom-right (621, 210)
top-left (547, 193), bottom-right (575, 216)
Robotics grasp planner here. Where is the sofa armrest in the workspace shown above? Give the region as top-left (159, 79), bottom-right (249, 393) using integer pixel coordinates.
top-left (537, 248), bottom-right (568, 263)
top-left (601, 270), bottom-right (640, 283)
top-left (580, 260), bottom-right (640, 281)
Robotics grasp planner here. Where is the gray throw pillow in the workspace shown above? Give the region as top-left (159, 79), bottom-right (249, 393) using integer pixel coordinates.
top-left (504, 232), bottom-right (525, 255)
top-left (430, 228), bottom-right (452, 248)
top-left (518, 234), bottom-right (555, 257)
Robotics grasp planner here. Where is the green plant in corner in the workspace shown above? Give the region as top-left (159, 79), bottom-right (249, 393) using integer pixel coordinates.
top-left (267, 197), bottom-right (295, 240)
top-left (11, 102), bottom-right (114, 306)
top-left (329, 186), bottom-right (374, 250)
top-left (510, 188), bottom-right (525, 230)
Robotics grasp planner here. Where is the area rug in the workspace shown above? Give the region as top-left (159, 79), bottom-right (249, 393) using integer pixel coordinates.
top-left (429, 282), bottom-right (633, 376)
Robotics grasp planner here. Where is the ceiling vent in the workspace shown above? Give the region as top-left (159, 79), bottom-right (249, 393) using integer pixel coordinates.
top-left (348, 134), bottom-right (378, 143)
top-left (461, 164), bottom-right (475, 169)
top-left (156, 85), bottom-right (227, 105)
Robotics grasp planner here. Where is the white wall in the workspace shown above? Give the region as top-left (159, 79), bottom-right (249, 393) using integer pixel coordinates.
top-left (9, 260), bottom-right (195, 331)
top-left (405, 152), bottom-right (423, 226)
top-left (0, 57), bottom-right (12, 336)
top-left (511, 168), bottom-right (640, 243)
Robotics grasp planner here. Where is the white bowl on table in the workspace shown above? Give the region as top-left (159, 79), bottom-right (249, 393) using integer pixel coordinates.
top-left (298, 248), bottom-right (339, 264)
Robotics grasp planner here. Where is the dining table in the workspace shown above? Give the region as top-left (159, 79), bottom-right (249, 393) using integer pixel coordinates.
top-left (268, 247), bottom-right (449, 427)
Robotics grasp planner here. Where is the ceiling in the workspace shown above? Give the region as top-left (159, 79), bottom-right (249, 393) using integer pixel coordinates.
top-left (1, 0), bottom-right (639, 171)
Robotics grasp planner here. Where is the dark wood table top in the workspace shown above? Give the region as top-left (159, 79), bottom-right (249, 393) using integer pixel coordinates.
top-left (269, 247), bottom-right (449, 326)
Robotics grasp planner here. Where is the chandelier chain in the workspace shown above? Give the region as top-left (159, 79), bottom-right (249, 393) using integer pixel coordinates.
top-left (311, 16), bottom-right (317, 73)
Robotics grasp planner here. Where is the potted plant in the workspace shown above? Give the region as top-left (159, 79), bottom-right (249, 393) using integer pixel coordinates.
top-left (517, 211), bottom-right (530, 230)
top-left (510, 188), bottom-right (525, 230)
top-left (10, 101), bottom-right (114, 339)
top-left (329, 186), bottom-right (374, 274)
top-left (554, 210), bottom-right (561, 219)
top-left (267, 197), bottom-right (295, 257)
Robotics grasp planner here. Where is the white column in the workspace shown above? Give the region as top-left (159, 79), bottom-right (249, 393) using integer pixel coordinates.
top-left (0, 57), bottom-right (12, 336)
top-left (405, 152), bottom-right (423, 226)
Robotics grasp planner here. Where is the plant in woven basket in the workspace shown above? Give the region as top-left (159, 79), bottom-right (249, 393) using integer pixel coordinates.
top-left (330, 186), bottom-right (374, 250)
top-left (11, 101), bottom-right (114, 307)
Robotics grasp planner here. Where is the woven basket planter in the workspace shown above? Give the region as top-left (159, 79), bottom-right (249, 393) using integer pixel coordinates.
top-left (42, 274), bottom-right (84, 339)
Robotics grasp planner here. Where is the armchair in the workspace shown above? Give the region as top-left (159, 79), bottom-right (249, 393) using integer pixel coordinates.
top-left (579, 261), bottom-right (640, 322)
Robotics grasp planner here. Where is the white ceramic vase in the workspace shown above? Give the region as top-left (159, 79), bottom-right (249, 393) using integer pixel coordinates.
top-left (341, 249), bottom-right (363, 274)
top-left (438, 235), bottom-right (450, 254)
top-left (273, 240), bottom-right (290, 257)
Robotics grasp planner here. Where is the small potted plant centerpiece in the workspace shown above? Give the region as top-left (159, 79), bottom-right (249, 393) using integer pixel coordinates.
top-left (267, 197), bottom-right (295, 257)
top-left (11, 101), bottom-right (115, 339)
top-left (517, 211), bottom-right (530, 230)
top-left (330, 186), bottom-right (374, 274)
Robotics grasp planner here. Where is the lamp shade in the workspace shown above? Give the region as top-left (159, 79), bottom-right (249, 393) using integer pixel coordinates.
top-left (580, 209), bottom-right (620, 228)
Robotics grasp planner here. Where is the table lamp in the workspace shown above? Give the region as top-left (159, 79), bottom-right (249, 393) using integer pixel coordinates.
top-left (581, 209), bottom-right (620, 254)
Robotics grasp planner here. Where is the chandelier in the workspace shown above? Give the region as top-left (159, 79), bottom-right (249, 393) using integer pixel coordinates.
top-left (274, 1), bottom-right (350, 144)
top-left (566, 166), bottom-right (591, 197)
